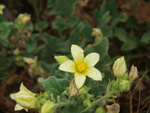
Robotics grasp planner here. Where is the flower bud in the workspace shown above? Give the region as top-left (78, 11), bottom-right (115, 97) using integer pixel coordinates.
top-left (91, 28), bottom-right (102, 37)
top-left (43, 92), bottom-right (50, 100)
top-left (13, 48), bottom-right (20, 56)
top-left (95, 107), bottom-right (106, 113)
top-left (10, 83), bottom-right (37, 111)
top-left (76, 86), bottom-right (87, 100)
top-left (113, 57), bottom-right (127, 78)
top-left (15, 56), bottom-right (25, 66)
top-left (54, 56), bottom-right (69, 65)
top-left (18, 14), bottom-right (31, 24)
top-left (106, 103), bottom-right (120, 113)
top-left (23, 57), bottom-right (35, 65)
top-left (41, 101), bottom-right (56, 113)
top-left (119, 80), bottom-right (130, 92)
top-left (83, 99), bottom-right (92, 107)
top-left (50, 93), bottom-right (55, 103)
top-left (129, 65), bottom-right (138, 82)
top-left (15, 56), bottom-right (23, 62)
top-left (57, 96), bottom-right (60, 104)
top-left (0, 4), bottom-right (5, 15)
top-left (39, 98), bottom-right (47, 105)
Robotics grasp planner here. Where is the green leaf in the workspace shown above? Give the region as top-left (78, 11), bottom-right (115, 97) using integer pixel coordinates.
top-left (85, 39), bottom-right (111, 95)
top-left (52, 15), bottom-right (67, 31)
top-left (96, 11), bottom-right (112, 37)
top-left (0, 22), bottom-right (13, 39)
top-left (35, 21), bottom-right (49, 31)
top-left (100, 54), bottom-right (111, 66)
top-left (90, 70), bottom-right (111, 96)
top-left (41, 33), bottom-right (58, 62)
top-left (84, 77), bottom-right (92, 90)
top-left (100, 11), bottom-right (111, 28)
top-left (38, 76), bottom-right (69, 100)
top-left (105, 0), bottom-right (118, 20)
top-left (69, 22), bottom-right (93, 46)
top-left (111, 13), bottom-right (127, 27)
top-left (0, 15), bottom-right (6, 22)
top-left (66, 17), bottom-right (79, 28)
top-left (47, 0), bottom-right (55, 8)
top-left (62, 106), bottom-right (80, 113)
top-left (100, 70), bottom-right (112, 91)
top-left (121, 40), bottom-right (137, 51)
top-left (97, 0), bottom-right (118, 20)
top-left (141, 32), bottom-right (150, 44)
top-left (114, 28), bottom-right (127, 42)
top-left (43, 33), bottom-right (58, 50)
top-left (40, 61), bottom-right (51, 72)
top-left (125, 16), bottom-right (140, 30)
top-left (50, 0), bottom-right (78, 17)
top-left (26, 39), bottom-right (37, 53)
top-left (25, 22), bottom-right (34, 31)
top-left (117, 13), bottom-right (127, 22)
top-left (102, 27), bottom-right (113, 37)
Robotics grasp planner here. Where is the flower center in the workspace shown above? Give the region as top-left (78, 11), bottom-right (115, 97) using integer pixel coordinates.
top-left (77, 63), bottom-right (86, 73)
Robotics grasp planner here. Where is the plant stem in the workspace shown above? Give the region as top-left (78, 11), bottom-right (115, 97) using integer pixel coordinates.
top-left (55, 100), bottom-right (76, 108)
top-left (82, 91), bottom-right (115, 112)
top-left (33, 0), bottom-right (40, 22)
top-left (82, 95), bottom-right (106, 112)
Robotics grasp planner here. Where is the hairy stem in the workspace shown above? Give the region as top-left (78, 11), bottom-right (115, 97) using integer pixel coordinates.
top-left (82, 91), bottom-right (115, 112)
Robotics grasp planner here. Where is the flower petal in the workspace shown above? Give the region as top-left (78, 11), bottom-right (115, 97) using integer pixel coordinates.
top-left (75, 73), bottom-right (86, 89)
top-left (84, 53), bottom-right (100, 67)
top-left (14, 104), bottom-right (24, 111)
top-left (59, 60), bottom-right (75, 73)
top-left (71, 45), bottom-right (84, 64)
top-left (10, 93), bottom-right (16, 100)
top-left (20, 83), bottom-right (36, 96)
top-left (86, 67), bottom-right (102, 81)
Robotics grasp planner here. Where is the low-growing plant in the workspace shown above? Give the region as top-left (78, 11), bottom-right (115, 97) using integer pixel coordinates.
top-left (10, 44), bottom-right (138, 113)
top-left (0, 0), bottom-right (149, 113)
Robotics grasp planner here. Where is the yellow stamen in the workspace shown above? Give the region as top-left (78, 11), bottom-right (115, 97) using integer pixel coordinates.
top-left (77, 63), bottom-right (86, 73)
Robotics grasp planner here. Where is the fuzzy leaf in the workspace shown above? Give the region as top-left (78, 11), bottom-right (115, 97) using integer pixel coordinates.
top-left (0, 22), bottom-right (13, 39)
top-left (50, 0), bottom-right (78, 17)
top-left (125, 16), bottom-right (140, 30)
top-left (141, 32), bottom-right (150, 44)
top-left (62, 106), bottom-right (79, 113)
top-left (25, 23), bottom-right (33, 31)
top-left (35, 21), bottom-right (49, 31)
top-left (121, 40), bottom-right (137, 51)
top-left (26, 39), bottom-right (37, 53)
top-left (38, 76), bottom-right (69, 100)
top-left (114, 28), bottom-right (127, 42)
top-left (52, 15), bottom-right (67, 31)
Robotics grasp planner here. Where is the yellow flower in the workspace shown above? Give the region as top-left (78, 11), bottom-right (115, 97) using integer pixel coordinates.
top-left (18, 14), bottom-right (31, 24)
top-left (59, 44), bottom-right (102, 89)
top-left (0, 4), bottom-right (5, 14)
top-left (41, 100), bottom-right (56, 113)
top-left (10, 83), bottom-right (37, 111)
top-left (113, 57), bottom-right (127, 78)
